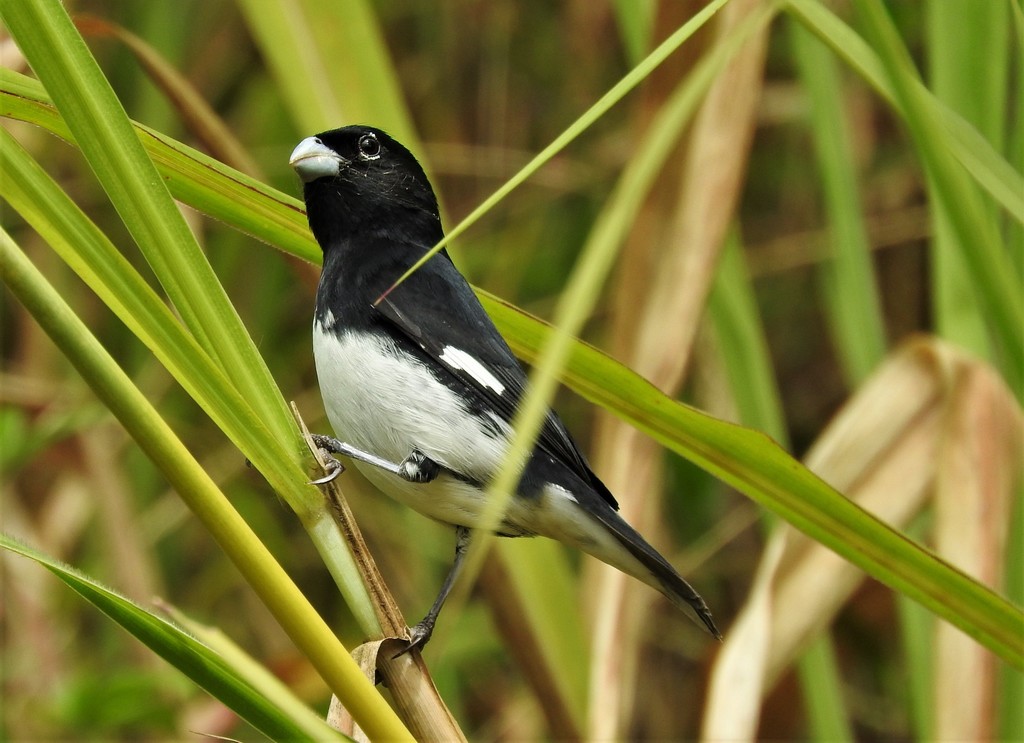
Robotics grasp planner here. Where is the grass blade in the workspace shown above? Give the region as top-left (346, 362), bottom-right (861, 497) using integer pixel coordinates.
top-left (850, 0), bottom-right (1023, 392)
top-left (791, 19), bottom-right (886, 384)
top-left (3, 0), bottom-right (296, 445)
top-left (785, 0), bottom-right (1024, 225)
top-left (235, 0), bottom-right (419, 146)
top-left (0, 534), bottom-right (347, 742)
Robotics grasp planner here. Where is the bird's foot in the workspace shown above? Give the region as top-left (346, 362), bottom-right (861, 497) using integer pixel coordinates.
top-left (397, 449), bottom-right (440, 483)
top-left (309, 433), bottom-right (404, 476)
top-left (308, 449), bottom-right (345, 485)
top-left (307, 435), bottom-right (439, 484)
top-left (392, 618), bottom-right (435, 658)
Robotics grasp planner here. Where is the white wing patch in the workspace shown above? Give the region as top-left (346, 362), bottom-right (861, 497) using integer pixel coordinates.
top-left (439, 346), bottom-right (506, 395)
top-left (546, 483), bottom-right (578, 504)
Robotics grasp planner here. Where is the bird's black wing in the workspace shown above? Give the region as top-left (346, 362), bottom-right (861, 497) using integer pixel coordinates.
top-left (374, 261), bottom-right (618, 509)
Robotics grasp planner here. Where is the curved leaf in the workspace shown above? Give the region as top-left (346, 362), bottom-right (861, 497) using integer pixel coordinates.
top-left (0, 534), bottom-right (348, 742)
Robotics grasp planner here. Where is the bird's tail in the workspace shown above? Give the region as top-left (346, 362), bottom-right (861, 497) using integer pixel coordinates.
top-left (591, 507), bottom-right (721, 639)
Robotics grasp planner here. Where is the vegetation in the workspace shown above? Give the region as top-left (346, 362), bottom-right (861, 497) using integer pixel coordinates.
top-left (2, 0), bottom-right (1021, 739)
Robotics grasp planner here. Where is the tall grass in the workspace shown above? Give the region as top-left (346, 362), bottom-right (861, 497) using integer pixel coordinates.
top-left (2, 0), bottom-right (1021, 739)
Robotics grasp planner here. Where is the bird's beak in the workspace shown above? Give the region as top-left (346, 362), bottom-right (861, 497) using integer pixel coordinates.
top-left (289, 137), bottom-right (347, 183)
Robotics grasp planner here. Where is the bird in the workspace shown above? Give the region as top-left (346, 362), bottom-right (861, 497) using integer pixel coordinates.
top-left (290, 125), bottom-right (720, 651)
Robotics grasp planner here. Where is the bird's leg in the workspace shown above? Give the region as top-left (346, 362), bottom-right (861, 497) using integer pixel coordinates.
top-left (309, 434), bottom-right (440, 485)
top-left (394, 525), bottom-right (471, 657)
top-left (309, 434), bottom-right (399, 484)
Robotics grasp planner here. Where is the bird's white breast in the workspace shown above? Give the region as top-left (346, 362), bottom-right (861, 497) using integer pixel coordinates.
top-left (312, 322), bottom-right (514, 525)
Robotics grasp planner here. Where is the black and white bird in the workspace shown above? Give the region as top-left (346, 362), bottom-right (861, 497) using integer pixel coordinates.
top-left (290, 125), bottom-right (719, 650)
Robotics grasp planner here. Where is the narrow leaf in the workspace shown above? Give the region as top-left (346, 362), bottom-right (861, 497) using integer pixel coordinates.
top-left (0, 534), bottom-right (347, 742)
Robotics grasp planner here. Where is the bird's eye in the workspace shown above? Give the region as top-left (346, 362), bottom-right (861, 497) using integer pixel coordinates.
top-left (357, 133), bottom-right (381, 160)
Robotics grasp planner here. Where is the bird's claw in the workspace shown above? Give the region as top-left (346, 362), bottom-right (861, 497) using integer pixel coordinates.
top-left (308, 448), bottom-right (345, 485)
top-left (391, 620), bottom-right (434, 659)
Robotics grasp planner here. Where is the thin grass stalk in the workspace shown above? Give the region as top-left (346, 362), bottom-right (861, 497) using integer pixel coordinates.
top-left (1000, 482), bottom-right (1024, 740)
top-left (1000, 7), bottom-right (1024, 732)
top-left (921, 3), bottom-right (1012, 735)
top-left (785, 0), bottom-right (1024, 226)
top-left (790, 19), bottom-right (886, 384)
top-left (789, 15), bottom-right (893, 739)
top-left (381, 0), bottom-right (732, 296)
top-left (611, 0), bottom-right (656, 66)
top-left (925, 0), bottom-right (1007, 359)
top-left (1010, 2), bottom-right (1024, 279)
top-left (897, 553), bottom-right (936, 740)
top-left (295, 410), bottom-right (466, 741)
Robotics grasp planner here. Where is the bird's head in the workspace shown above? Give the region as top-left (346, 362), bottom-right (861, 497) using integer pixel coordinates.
top-left (290, 125), bottom-right (442, 250)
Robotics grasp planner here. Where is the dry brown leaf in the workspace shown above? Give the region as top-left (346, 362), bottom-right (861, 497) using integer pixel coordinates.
top-left (932, 352), bottom-right (1020, 740)
top-left (701, 534), bottom-right (787, 741)
top-left (701, 337), bottom-right (1022, 740)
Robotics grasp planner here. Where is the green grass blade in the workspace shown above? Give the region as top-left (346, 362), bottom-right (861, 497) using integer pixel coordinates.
top-left (450, 0), bottom-right (780, 626)
top-left (235, 0), bottom-right (419, 147)
top-left (611, 0), bottom-right (655, 64)
top-left (791, 19), bottom-right (886, 384)
top-left (925, 0), bottom-right (1008, 359)
top-left (0, 534), bottom-right (348, 743)
top-left (382, 0), bottom-right (732, 295)
top-left (2, 0), bottom-right (296, 445)
top-left (897, 550), bottom-right (936, 740)
top-left (484, 295), bottom-right (1024, 668)
top-left (710, 232), bottom-right (788, 440)
top-left (786, 0), bottom-right (1024, 225)
top-left (851, 0), bottom-right (1023, 392)
top-left (1000, 483), bottom-right (1024, 740)
top-left (0, 231), bottom-right (413, 741)
top-left (1009, 2), bottom-right (1024, 282)
top-left (0, 68), bottom-right (317, 262)
top-left (916, 4), bottom-right (1010, 734)
top-left (796, 640), bottom-right (855, 743)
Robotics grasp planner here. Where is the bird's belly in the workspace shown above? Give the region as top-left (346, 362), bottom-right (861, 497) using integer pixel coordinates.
top-left (353, 462), bottom-right (507, 530)
top-left (313, 325), bottom-right (515, 524)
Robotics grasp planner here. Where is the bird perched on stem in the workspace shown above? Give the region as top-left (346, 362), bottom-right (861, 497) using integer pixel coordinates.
top-left (290, 125), bottom-right (719, 652)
